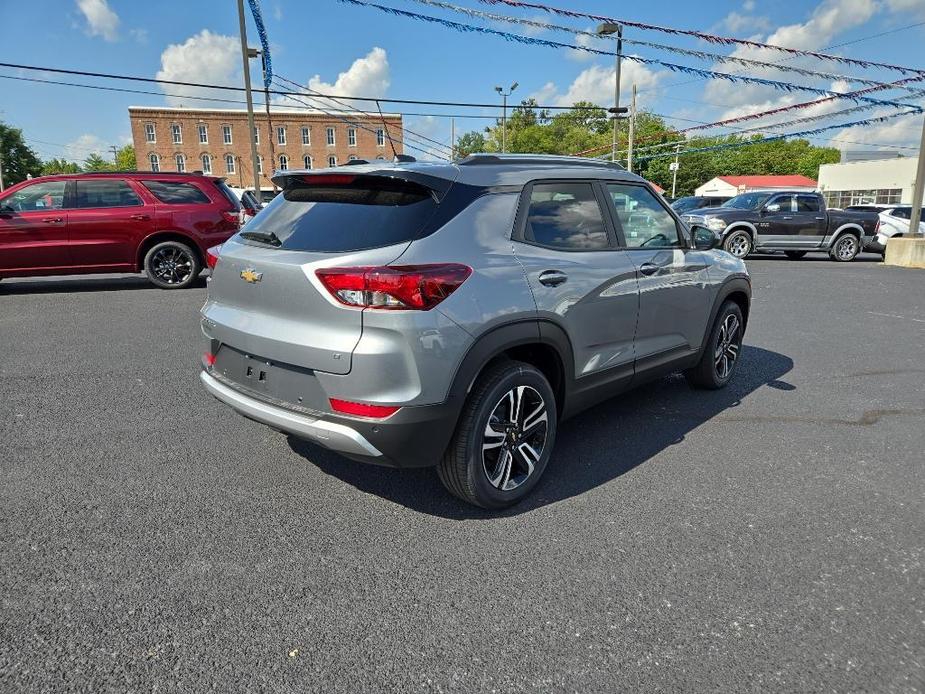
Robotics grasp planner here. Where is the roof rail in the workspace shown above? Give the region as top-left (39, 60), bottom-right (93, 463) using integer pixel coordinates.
top-left (457, 153), bottom-right (625, 170)
top-left (343, 159), bottom-right (370, 166)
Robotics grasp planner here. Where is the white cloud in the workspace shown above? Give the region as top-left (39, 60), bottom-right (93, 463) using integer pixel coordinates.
top-left (306, 47), bottom-right (390, 100)
top-left (830, 111), bottom-right (924, 151)
top-left (704, 0), bottom-right (877, 110)
top-left (885, 0), bottom-right (925, 19)
top-left (64, 134), bottom-right (110, 161)
top-left (530, 61), bottom-right (663, 108)
top-left (76, 0), bottom-right (120, 41)
top-left (567, 28), bottom-right (601, 63)
top-left (743, 0), bottom-right (756, 11)
top-left (155, 30), bottom-right (240, 107)
top-left (722, 11), bottom-right (771, 33)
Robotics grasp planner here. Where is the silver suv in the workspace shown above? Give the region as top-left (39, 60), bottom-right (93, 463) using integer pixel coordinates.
top-left (200, 154), bottom-right (750, 508)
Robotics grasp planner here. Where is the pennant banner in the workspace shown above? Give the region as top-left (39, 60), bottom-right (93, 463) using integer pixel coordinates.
top-left (247, 0), bottom-right (272, 88)
top-left (336, 0), bottom-right (922, 113)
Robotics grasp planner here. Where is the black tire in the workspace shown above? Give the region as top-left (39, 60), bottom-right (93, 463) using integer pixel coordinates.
top-left (143, 240), bottom-right (201, 289)
top-left (723, 230), bottom-right (752, 259)
top-left (684, 301), bottom-right (745, 390)
top-left (437, 360), bottom-right (557, 509)
top-left (829, 233), bottom-right (860, 262)
top-left (784, 251), bottom-right (807, 260)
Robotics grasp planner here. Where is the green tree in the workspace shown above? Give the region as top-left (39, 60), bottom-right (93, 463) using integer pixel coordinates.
top-left (0, 121), bottom-right (42, 186)
top-left (83, 152), bottom-right (113, 172)
top-left (41, 158), bottom-right (82, 175)
top-left (114, 144), bottom-right (136, 170)
top-left (455, 131), bottom-right (487, 157)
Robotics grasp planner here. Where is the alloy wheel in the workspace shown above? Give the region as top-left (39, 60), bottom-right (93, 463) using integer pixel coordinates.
top-left (150, 247), bottom-right (194, 285)
top-left (714, 313), bottom-right (742, 380)
top-left (727, 234), bottom-right (751, 258)
top-left (481, 385), bottom-right (548, 491)
top-left (835, 236), bottom-right (858, 261)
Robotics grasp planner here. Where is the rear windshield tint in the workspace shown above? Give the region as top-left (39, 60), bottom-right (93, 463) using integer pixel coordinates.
top-left (240, 175), bottom-right (439, 252)
top-left (214, 180), bottom-right (241, 210)
top-left (142, 180), bottom-right (210, 204)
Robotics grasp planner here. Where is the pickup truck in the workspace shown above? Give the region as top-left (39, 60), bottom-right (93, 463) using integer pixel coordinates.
top-left (680, 190), bottom-right (879, 261)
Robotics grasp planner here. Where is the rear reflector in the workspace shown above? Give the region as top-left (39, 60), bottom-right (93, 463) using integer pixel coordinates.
top-left (203, 352), bottom-right (216, 367)
top-left (205, 244), bottom-right (222, 269)
top-left (316, 264), bottom-right (472, 310)
top-left (329, 398), bottom-right (400, 418)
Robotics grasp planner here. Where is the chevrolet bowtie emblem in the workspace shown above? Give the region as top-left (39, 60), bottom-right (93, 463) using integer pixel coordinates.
top-left (240, 268), bottom-right (263, 283)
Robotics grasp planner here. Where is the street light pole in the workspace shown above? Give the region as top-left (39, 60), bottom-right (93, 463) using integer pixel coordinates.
top-left (670, 143), bottom-right (681, 198)
top-left (597, 23), bottom-right (623, 163)
top-left (626, 84), bottom-right (637, 173)
top-left (237, 0), bottom-right (261, 196)
top-left (495, 82), bottom-right (518, 153)
top-left (908, 115), bottom-right (925, 238)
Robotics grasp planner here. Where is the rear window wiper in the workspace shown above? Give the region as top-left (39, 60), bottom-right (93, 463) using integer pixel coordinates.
top-left (240, 230), bottom-right (282, 247)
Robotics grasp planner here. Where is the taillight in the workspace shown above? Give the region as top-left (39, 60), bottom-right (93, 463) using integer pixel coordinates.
top-left (203, 352), bottom-right (216, 367)
top-left (206, 244), bottom-right (222, 269)
top-left (329, 398), bottom-right (400, 418)
top-left (316, 264), bottom-right (472, 310)
top-left (222, 210), bottom-right (240, 226)
top-left (243, 206), bottom-right (257, 217)
top-left (875, 220), bottom-right (881, 233)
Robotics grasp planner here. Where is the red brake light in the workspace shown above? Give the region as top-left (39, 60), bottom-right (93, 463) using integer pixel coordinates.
top-left (316, 264), bottom-right (472, 310)
top-left (222, 210), bottom-right (240, 226)
top-left (206, 244), bottom-right (222, 270)
top-left (329, 398), bottom-right (400, 418)
top-left (203, 352), bottom-right (216, 367)
top-left (301, 174), bottom-right (356, 185)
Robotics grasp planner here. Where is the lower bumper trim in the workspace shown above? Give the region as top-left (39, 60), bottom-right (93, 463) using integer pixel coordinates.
top-left (200, 370), bottom-right (382, 458)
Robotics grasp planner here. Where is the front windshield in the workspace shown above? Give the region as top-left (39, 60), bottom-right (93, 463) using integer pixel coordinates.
top-left (722, 192), bottom-right (770, 210)
top-left (670, 197), bottom-right (699, 212)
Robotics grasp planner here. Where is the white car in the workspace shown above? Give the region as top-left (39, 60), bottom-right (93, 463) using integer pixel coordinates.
top-left (867, 206), bottom-right (925, 254)
top-left (227, 187), bottom-right (279, 224)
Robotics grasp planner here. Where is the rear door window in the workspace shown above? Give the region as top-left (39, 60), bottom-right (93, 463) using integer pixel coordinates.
top-left (523, 182), bottom-right (609, 250)
top-left (796, 195), bottom-right (821, 212)
top-left (142, 180), bottom-right (210, 204)
top-left (241, 174), bottom-right (440, 252)
top-left (75, 180), bottom-right (142, 208)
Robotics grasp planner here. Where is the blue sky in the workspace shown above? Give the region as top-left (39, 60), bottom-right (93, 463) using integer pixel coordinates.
top-left (2, 0), bottom-right (924, 163)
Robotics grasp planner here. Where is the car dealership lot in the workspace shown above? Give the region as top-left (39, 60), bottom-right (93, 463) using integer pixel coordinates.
top-left (1, 254), bottom-right (923, 692)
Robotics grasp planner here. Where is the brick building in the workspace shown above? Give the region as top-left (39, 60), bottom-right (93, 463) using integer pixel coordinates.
top-left (128, 106), bottom-right (403, 187)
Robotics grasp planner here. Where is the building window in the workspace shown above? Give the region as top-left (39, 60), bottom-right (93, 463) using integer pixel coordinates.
top-left (823, 188), bottom-right (903, 208)
top-left (348, 155), bottom-right (358, 161)
top-left (253, 126), bottom-right (259, 145)
top-left (303, 155), bottom-right (312, 169)
top-left (175, 154), bottom-right (186, 173)
top-left (376, 128), bottom-right (385, 147)
top-left (144, 123), bottom-right (156, 143)
top-left (171, 123), bottom-right (182, 145)
top-left (301, 126), bottom-right (310, 145)
top-left (347, 128), bottom-right (356, 147)
top-left (328, 155), bottom-right (337, 167)
top-left (279, 154), bottom-right (289, 171)
top-left (222, 125), bottom-right (233, 145)
top-left (326, 127), bottom-right (335, 146)
top-left (149, 153), bottom-right (160, 172)
top-left (257, 155), bottom-right (263, 175)
top-left (225, 154), bottom-right (235, 174)
top-left (376, 155), bottom-right (385, 160)
top-left (201, 154), bottom-right (212, 174)
top-left (198, 124), bottom-right (208, 144)
top-left (277, 126), bottom-right (287, 146)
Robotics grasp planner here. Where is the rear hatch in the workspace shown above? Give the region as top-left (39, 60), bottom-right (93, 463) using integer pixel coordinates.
top-left (202, 168), bottom-right (456, 376)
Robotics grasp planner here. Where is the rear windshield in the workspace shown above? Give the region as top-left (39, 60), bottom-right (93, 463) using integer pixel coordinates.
top-left (214, 180), bottom-right (241, 210)
top-left (240, 175), bottom-right (440, 252)
top-left (142, 180), bottom-right (210, 204)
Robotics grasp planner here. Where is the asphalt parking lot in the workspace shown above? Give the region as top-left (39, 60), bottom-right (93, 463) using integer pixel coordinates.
top-left (2, 251), bottom-right (923, 693)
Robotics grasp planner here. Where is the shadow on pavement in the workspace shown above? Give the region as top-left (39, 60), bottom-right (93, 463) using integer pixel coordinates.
top-left (288, 345), bottom-right (794, 519)
top-left (0, 275), bottom-right (207, 294)
top-left (748, 252), bottom-right (882, 263)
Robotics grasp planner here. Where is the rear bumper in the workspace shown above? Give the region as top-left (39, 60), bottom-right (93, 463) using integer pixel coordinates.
top-left (200, 369), bottom-right (461, 468)
top-left (865, 233), bottom-right (889, 253)
top-left (201, 371), bottom-right (383, 458)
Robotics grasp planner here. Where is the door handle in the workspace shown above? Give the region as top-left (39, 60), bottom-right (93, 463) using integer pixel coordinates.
top-left (130, 214), bottom-right (150, 221)
top-left (639, 262), bottom-right (660, 276)
top-left (41, 217), bottom-right (63, 224)
top-left (538, 270), bottom-right (567, 287)
top-left (782, 216), bottom-right (794, 220)
top-left (815, 216), bottom-right (825, 220)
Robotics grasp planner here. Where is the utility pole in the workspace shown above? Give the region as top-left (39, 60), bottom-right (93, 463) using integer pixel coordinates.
top-left (670, 143), bottom-right (681, 198)
top-left (109, 144), bottom-right (119, 166)
top-left (237, 0), bottom-right (261, 196)
top-left (908, 116), bottom-right (925, 238)
top-left (450, 117), bottom-right (456, 159)
top-left (0, 151), bottom-right (5, 192)
top-left (597, 23), bottom-right (623, 163)
top-left (495, 82), bottom-right (518, 153)
top-left (626, 84), bottom-right (637, 173)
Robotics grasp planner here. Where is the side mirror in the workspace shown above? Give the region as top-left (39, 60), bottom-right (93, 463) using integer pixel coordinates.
top-left (763, 203), bottom-right (781, 213)
top-left (690, 225), bottom-right (720, 250)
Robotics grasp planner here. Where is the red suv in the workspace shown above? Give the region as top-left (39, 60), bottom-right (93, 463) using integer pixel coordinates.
top-left (0, 172), bottom-right (240, 289)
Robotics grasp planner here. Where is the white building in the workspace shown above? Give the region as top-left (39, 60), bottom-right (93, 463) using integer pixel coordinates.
top-left (694, 175), bottom-right (818, 198)
top-left (817, 156), bottom-right (918, 208)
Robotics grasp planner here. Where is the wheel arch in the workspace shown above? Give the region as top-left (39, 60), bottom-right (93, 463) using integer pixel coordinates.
top-left (827, 223), bottom-right (864, 247)
top-left (136, 231), bottom-right (204, 271)
top-left (724, 222), bottom-right (757, 240)
top-left (697, 277), bottom-right (751, 357)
